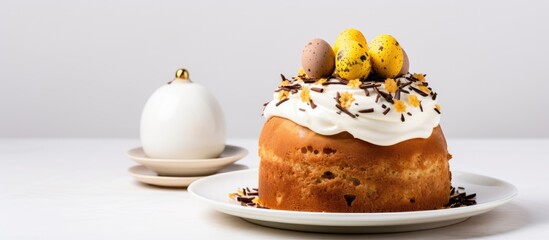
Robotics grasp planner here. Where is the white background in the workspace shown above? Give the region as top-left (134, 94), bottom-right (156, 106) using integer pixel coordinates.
top-left (1, 0), bottom-right (548, 138)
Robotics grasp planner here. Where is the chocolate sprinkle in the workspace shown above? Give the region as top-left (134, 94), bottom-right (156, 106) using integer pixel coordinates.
top-left (445, 186), bottom-right (477, 208)
top-left (375, 88), bottom-right (394, 104)
top-left (360, 83), bottom-right (381, 89)
top-left (400, 114), bottom-right (405, 122)
top-left (399, 81), bottom-right (413, 89)
top-left (299, 108), bottom-right (306, 112)
top-left (275, 98), bottom-right (289, 106)
top-left (280, 84), bottom-right (301, 90)
top-left (411, 86), bottom-right (428, 97)
top-left (432, 92), bottom-right (438, 100)
top-left (310, 87), bottom-right (324, 93)
top-left (323, 81), bottom-right (346, 86)
top-left (336, 104), bottom-right (356, 118)
top-left (310, 100), bottom-right (317, 109)
top-left (383, 108), bottom-right (391, 115)
top-left (280, 74), bottom-right (287, 81)
top-left (237, 196), bottom-right (254, 204)
top-left (434, 107), bottom-right (441, 114)
top-left (230, 188), bottom-right (266, 208)
top-left (358, 108), bottom-right (374, 113)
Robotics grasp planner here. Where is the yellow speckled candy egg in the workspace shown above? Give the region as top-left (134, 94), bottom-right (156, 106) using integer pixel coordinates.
top-left (368, 34), bottom-right (405, 78)
top-left (301, 38), bottom-right (336, 79)
top-left (335, 39), bottom-right (371, 80)
top-left (333, 28), bottom-right (367, 55)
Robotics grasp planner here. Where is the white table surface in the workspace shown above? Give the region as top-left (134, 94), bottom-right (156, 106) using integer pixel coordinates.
top-left (1, 138), bottom-right (548, 239)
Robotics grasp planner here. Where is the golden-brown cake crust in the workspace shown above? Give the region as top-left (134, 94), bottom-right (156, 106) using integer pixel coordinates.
top-left (258, 116), bottom-right (452, 212)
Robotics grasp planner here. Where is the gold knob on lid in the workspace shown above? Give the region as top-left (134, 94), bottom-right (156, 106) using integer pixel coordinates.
top-left (175, 68), bottom-right (190, 80)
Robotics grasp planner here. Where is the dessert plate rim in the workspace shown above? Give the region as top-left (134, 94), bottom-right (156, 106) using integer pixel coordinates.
top-left (188, 168), bottom-right (518, 233)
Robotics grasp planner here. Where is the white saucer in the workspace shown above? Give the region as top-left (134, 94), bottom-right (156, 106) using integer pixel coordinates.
top-left (127, 145), bottom-right (248, 176)
top-left (128, 165), bottom-right (202, 187)
top-left (188, 169), bottom-right (518, 233)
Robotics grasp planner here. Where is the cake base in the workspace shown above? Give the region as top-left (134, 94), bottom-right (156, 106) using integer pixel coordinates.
top-left (258, 116), bottom-right (452, 212)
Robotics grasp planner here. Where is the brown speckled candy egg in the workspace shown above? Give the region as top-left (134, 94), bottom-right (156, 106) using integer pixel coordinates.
top-left (301, 38), bottom-right (335, 79)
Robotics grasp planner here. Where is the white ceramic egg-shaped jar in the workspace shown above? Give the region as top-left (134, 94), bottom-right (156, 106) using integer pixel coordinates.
top-left (140, 69), bottom-right (226, 159)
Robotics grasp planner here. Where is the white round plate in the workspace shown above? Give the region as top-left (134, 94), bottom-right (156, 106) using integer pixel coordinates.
top-left (127, 145), bottom-right (248, 176)
top-left (128, 165), bottom-right (203, 187)
top-left (188, 169), bottom-right (518, 233)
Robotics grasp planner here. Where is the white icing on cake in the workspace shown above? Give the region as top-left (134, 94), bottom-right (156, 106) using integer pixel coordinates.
top-left (263, 75), bottom-right (441, 146)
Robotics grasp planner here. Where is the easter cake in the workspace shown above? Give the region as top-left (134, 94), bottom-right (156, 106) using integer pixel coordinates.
top-left (258, 29), bottom-right (451, 212)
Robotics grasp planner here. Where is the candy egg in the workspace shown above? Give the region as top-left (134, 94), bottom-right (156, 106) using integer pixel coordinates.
top-left (333, 28), bottom-right (367, 55)
top-left (335, 39), bottom-right (371, 80)
top-left (368, 34), bottom-right (405, 78)
top-left (399, 49), bottom-right (410, 75)
top-left (301, 38), bottom-right (335, 79)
